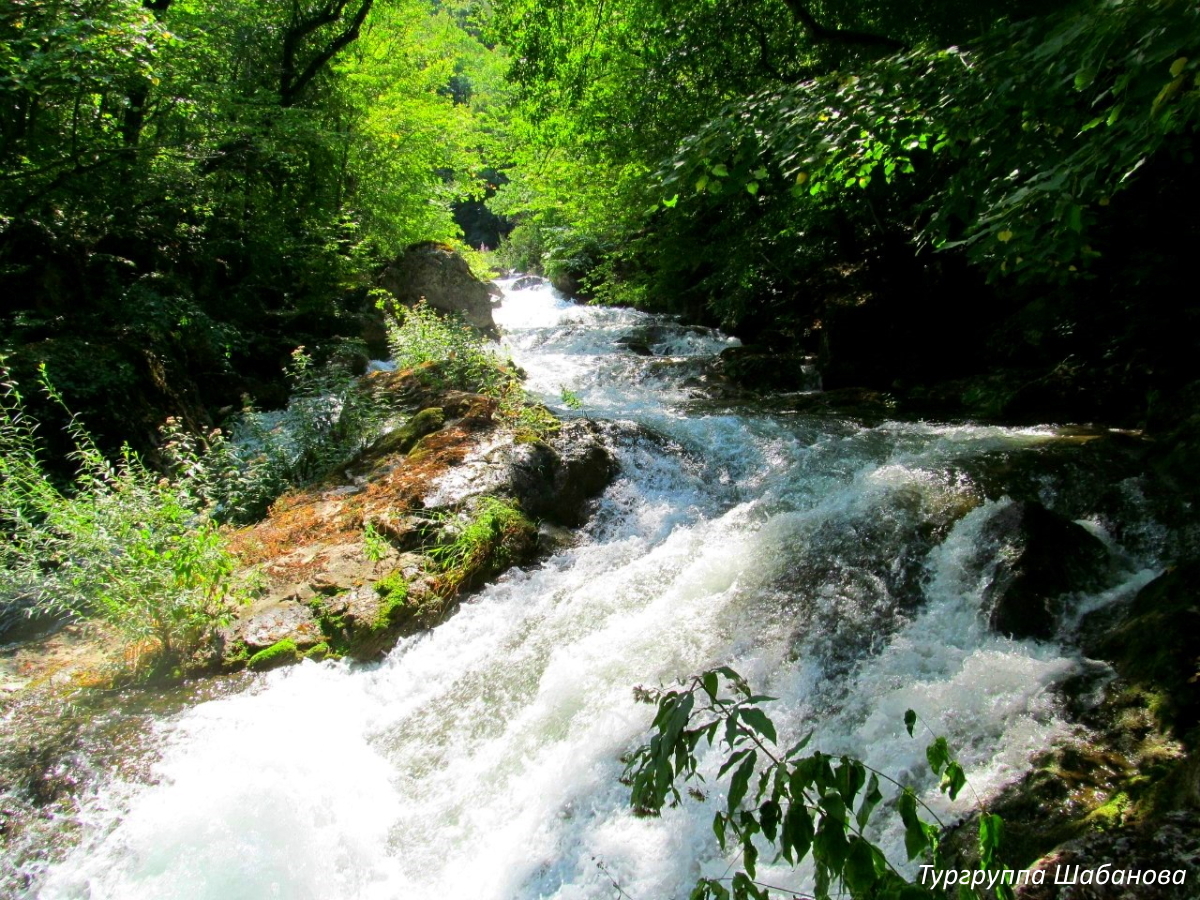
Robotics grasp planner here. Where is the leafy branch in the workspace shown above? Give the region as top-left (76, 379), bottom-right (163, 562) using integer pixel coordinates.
top-left (623, 667), bottom-right (1011, 900)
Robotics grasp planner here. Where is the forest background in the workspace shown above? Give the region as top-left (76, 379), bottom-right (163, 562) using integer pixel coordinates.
top-left (2, 0), bottom-right (1198, 455)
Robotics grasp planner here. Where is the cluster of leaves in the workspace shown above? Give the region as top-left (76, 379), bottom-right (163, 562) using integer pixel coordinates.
top-left (624, 666), bottom-right (1008, 900)
top-left (0, 361), bottom-right (239, 666)
top-left (661, 0), bottom-right (1200, 285)
top-left (160, 346), bottom-right (391, 525)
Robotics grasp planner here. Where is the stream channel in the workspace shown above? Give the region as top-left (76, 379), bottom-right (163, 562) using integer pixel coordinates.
top-left (5, 277), bottom-right (1163, 898)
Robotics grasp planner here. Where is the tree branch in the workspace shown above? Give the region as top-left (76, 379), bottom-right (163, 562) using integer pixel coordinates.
top-left (779, 0), bottom-right (907, 53)
top-left (280, 0), bottom-right (373, 107)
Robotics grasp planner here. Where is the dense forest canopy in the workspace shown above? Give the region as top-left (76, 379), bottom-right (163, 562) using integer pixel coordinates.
top-left (1, 0), bottom-right (1198, 445)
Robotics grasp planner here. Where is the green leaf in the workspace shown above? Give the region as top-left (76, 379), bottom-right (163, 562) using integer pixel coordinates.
top-left (856, 773), bottom-right (882, 829)
top-left (898, 789), bottom-right (930, 860)
top-left (942, 760), bottom-right (967, 801)
top-left (785, 731), bottom-right (813, 759)
top-left (739, 707), bottom-right (777, 745)
top-left (979, 812), bottom-right (1005, 869)
top-left (712, 163), bottom-right (729, 177)
top-left (728, 750), bottom-right (758, 813)
top-left (718, 747), bottom-right (754, 780)
top-left (745, 181), bottom-right (759, 195)
top-left (782, 800), bottom-right (814, 863)
top-left (701, 670), bottom-right (718, 699)
top-left (843, 838), bottom-right (878, 895)
top-left (1067, 205), bottom-right (1083, 233)
top-left (904, 709), bottom-right (917, 737)
top-left (760, 799), bottom-right (781, 842)
top-left (926, 736), bottom-right (950, 776)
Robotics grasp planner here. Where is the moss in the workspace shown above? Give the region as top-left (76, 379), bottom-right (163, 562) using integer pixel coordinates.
top-left (1084, 792), bottom-right (1131, 830)
top-left (373, 569), bottom-right (408, 598)
top-left (371, 571), bottom-right (409, 632)
top-left (372, 407), bottom-right (446, 458)
top-left (303, 642), bottom-right (337, 661)
top-left (247, 638), bottom-right (299, 671)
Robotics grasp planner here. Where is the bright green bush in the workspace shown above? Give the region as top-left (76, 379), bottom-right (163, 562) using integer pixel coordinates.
top-left (0, 362), bottom-right (239, 665)
top-left (382, 297), bottom-right (509, 392)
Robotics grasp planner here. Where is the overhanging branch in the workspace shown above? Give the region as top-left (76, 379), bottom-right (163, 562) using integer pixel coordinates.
top-left (780, 0), bottom-right (908, 53)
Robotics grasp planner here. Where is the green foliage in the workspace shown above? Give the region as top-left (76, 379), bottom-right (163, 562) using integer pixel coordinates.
top-left (559, 385), bottom-right (583, 411)
top-left (0, 361), bottom-right (239, 664)
top-left (384, 298), bottom-right (510, 393)
top-left (625, 666), bottom-right (1011, 900)
top-left (160, 346), bottom-right (390, 524)
top-left (1, 0), bottom-right (507, 452)
top-left (429, 496), bottom-right (533, 592)
top-left (660, 0), bottom-right (1200, 286)
top-left (363, 521), bottom-right (389, 563)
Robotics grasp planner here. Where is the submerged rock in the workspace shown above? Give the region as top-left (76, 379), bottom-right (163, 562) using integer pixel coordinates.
top-left (984, 501), bottom-right (1112, 640)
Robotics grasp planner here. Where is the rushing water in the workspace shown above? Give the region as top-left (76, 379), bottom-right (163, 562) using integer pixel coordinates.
top-left (11, 278), bottom-right (1160, 898)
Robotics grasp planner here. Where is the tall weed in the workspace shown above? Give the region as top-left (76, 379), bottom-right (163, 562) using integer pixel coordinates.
top-left (0, 362), bottom-right (238, 665)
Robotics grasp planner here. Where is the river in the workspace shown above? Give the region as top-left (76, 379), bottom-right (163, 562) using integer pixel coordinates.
top-left (11, 277), bottom-right (1159, 898)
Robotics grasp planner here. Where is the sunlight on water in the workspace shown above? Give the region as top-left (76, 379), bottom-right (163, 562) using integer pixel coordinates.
top-left (24, 279), bottom-right (1156, 899)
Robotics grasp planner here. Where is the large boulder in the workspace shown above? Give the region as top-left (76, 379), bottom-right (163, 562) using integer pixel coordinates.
top-left (379, 243), bottom-right (499, 338)
top-left (984, 501), bottom-right (1112, 640)
top-left (423, 419), bottom-right (617, 527)
top-left (1089, 561), bottom-right (1200, 737)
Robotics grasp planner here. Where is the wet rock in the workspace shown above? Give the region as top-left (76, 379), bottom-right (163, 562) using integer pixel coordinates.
top-left (1088, 561), bottom-right (1200, 737)
top-left (985, 501), bottom-right (1112, 641)
top-left (537, 522), bottom-right (577, 553)
top-left (718, 347), bottom-right (822, 392)
top-left (430, 420), bottom-right (615, 526)
top-left (379, 243), bottom-right (499, 338)
top-left (984, 501), bottom-right (1112, 639)
top-left (363, 407), bottom-right (446, 459)
top-left (511, 275), bottom-right (545, 291)
top-left (618, 340), bottom-right (654, 356)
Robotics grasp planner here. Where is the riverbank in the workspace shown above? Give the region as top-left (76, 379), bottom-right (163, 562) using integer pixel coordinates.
top-left (3, 278), bottom-right (1198, 897)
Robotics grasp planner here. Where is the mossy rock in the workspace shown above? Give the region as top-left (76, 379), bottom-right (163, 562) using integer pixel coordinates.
top-left (365, 407), bottom-right (446, 459)
top-left (247, 638), bottom-right (300, 671)
top-left (1091, 561), bottom-right (1200, 738)
top-left (306, 571), bottom-right (420, 660)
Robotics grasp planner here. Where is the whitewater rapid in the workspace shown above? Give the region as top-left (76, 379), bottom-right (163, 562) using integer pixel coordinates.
top-left (19, 278), bottom-right (1157, 899)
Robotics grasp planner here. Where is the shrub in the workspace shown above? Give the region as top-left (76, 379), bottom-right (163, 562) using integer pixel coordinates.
top-left (381, 297), bottom-right (510, 393)
top-left (0, 361), bottom-right (240, 667)
top-left (160, 345), bottom-right (391, 525)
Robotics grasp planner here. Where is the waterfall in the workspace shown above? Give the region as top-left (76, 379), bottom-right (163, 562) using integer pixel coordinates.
top-left (16, 279), bottom-right (1156, 899)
